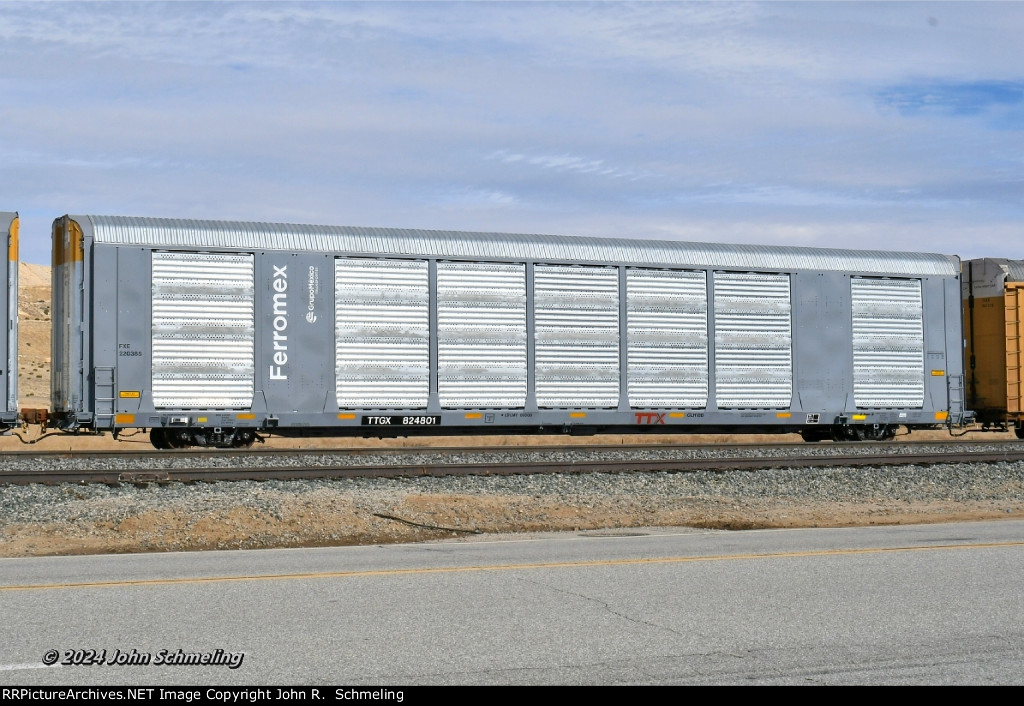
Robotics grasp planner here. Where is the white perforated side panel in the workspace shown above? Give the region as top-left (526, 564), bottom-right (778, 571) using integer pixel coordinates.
top-left (534, 265), bottom-right (619, 407)
top-left (335, 259), bottom-right (429, 408)
top-left (852, 277), bottom-right (924, 407)
top-left (151, 251), bottom-right (254, 408)
top-left (713, 272), bottom-right (792, 408)
top-left (627, 269), bottom-right (708, 407)
top-left (437, 262), bottom-right (527, 407)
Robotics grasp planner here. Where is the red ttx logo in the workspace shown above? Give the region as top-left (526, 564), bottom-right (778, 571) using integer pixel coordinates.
top-left (634, 412), bottom-right (665, 425)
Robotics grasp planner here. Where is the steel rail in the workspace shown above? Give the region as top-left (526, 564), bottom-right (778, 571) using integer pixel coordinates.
top-left (3, 447), bottom-right (1024, 486)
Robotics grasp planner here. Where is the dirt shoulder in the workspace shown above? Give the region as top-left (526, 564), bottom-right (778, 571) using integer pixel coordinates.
top-left (3, 484), bottom-right (1022, 559)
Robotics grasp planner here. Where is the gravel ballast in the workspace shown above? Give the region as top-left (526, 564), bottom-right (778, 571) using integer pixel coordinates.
top-left (3, 446), bottom-right (1024, 557)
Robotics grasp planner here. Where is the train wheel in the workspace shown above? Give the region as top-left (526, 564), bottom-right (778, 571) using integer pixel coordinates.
top-left (831, 424), bottom-right (897, 442)
top-left (864, 424), bottom-right (897, 441)
top-left (232, 430), bottom-right (257, 448)
top-left (800, 429), bottom-right (831, 442)
top-left (829, 425), bottom-right (895, 442)
top-left (1015, 424), bottom-right (1024, 440)
top-left (844, 426), bottom-right (868, 441)
top-left (150, 428), bottom-right (170, 450)
top-left (164, 431), bottom-right (190, 449)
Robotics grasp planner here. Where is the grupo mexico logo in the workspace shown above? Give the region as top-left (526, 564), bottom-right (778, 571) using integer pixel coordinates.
top-left (306, 265), bottom-right (320, 324)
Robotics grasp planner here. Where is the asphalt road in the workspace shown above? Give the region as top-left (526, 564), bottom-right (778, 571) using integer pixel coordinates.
top-left (2, 521), bottom-right (1023, 685)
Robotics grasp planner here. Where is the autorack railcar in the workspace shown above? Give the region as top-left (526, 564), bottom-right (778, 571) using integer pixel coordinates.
top-left (962, 258), bottom-right (1024, 437)
top-left (49, 214), bottom-right (966, 449)
top-left (1, 212), bottom-right (17, 431)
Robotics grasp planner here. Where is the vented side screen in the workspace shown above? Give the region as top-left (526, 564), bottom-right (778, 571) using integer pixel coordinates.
top-left (535, 264), bottom-right (619, 407)
top-left (335, 258), bottom-right (429, 408)
top-left (627, 269), bottom-right (708, 407)
top-left (714, 272), bottom-right (792, 408)
top-left (852, 277), bottom-right (924, 407)
top-left (437, 262), bottom-right (527, 408)
top-left (151, 251), bottom-right (255, 408)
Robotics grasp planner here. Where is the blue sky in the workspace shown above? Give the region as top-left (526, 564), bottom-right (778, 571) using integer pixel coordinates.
top-left (1, 1), bottom-right (1022, 265)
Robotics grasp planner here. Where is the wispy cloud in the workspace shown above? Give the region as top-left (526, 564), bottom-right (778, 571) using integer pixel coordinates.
top-left (434, 187), bottom-right (519, 208)
top-left (488, 150), bottom-right (653, 182)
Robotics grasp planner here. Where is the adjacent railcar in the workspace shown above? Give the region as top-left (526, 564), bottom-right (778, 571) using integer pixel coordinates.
top-left (51, 214), bottom-right (965, 448)
top-left (962, 258), bottom-right (1024, 437)
top-left (1, 212), bottom-right (17, 430)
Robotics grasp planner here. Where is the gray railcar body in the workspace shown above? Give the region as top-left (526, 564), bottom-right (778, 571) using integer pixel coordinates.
top-left (51, 214), bottom-right (965, 447)
top-left (1, 212), bottom-right (17, 429)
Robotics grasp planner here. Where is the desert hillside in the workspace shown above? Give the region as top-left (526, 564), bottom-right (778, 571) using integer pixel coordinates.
top-left (17, 262), bottom-right (50, 409)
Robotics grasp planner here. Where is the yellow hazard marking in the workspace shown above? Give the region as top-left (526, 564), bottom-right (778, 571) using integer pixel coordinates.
top-left (8, 216), bottom-right (17, 261)
top-left (5, 541), bottom-right (1023, 592)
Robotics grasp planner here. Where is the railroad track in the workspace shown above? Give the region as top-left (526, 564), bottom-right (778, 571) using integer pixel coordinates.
top-left (2, 439), bottom-right (1024, 485)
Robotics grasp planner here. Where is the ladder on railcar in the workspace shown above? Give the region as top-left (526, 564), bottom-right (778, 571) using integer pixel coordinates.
top-left (93, 366), bottom-right (116, 429)
top-left (1006, 285), bottom-right (1023, 417)
top-left (947, 373), bottom-right (966, 427)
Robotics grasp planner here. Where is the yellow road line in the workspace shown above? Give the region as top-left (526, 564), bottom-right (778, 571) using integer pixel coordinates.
top-left (4, 541), bottom-right (1023, 592)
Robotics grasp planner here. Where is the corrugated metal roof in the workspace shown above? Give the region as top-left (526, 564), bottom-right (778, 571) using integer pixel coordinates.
top-left (962, 258), bottom-right (1024, 283)
top-left (1003, 260), bottom-right (1024, 282)
top-left (76, 214), bottom-right (959, 276)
